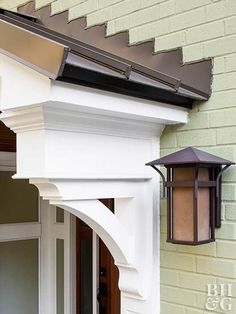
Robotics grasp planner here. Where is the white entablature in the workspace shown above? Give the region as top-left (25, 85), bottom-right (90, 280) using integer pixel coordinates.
top-left (0, 53), bottom-right (188, 314)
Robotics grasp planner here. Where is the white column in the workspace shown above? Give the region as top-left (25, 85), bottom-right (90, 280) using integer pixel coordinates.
top-left (40, 199), bottom-right (57, 314)
top-left (0, 53), bottom-right (188, 314)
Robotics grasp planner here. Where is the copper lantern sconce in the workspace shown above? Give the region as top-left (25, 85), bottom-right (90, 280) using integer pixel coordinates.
top-left (146, 147), bottom-right (234, 245)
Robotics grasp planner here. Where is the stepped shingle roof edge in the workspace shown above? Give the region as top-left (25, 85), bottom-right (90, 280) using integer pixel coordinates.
top-left (18, 1), bottom-right (213, 100)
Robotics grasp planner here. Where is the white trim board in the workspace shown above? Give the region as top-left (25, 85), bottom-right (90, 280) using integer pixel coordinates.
top-left (0, 222), bottom-right (41, 242)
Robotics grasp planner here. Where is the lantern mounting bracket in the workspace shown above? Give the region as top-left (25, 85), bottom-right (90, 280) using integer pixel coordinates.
top-left (151, 165), bottom-right (166, 197)
top-left (215, 164), bottom-right (231, 228)
top-left (216, 165), bottom-right (231, 197)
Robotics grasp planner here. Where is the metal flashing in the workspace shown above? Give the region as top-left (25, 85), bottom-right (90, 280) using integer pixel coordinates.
top-left (0, 17), bottom-right (69, 79)
top-left (60, 62), bottom-right (193, 107)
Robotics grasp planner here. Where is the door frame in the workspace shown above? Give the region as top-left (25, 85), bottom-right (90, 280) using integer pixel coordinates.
top-left (40, 201), bottom-right (76, 314)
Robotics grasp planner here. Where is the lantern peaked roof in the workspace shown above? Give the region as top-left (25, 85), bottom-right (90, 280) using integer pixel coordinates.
top-left (146, 147), bottom-right (234, 166)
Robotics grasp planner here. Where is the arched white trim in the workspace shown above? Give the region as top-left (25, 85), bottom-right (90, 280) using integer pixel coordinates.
top-left (54, 200), bottom-right (132, 265)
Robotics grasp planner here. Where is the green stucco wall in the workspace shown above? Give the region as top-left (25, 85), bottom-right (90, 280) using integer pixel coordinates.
top-left (1, 1), bottom-right (236, 313)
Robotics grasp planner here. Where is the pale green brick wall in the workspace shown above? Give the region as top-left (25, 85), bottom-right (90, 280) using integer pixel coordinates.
top-left (1, 0), bottom-right (236, 313)
top-left (153, 0), bottom-right (236, 311)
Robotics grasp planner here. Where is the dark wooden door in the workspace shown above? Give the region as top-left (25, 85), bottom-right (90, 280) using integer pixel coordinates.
top-left (76, 199), bottom-right (120, 314)
top-left (76, 218), bottom-right (93, 314)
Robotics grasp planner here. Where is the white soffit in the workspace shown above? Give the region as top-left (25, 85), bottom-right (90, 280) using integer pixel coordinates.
top-left (0, 52), bottom-right (188, 125)
top-left (50, 81), bottom-right (188, 125)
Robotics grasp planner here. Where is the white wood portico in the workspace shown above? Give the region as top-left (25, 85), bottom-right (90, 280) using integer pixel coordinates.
top-left (0, 52), bottom-right (188, 314)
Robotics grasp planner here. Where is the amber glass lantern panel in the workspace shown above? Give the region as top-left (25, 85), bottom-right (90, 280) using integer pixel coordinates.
top-left (172, 167), bottom-right (195, 242)
top-left (198, 168), bottom-right (210, 241)
top-left (172, 167), bottom-right (211, 243)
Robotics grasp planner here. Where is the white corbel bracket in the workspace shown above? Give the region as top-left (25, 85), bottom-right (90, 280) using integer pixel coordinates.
top-left (30, 177), bottom-right (154, 299)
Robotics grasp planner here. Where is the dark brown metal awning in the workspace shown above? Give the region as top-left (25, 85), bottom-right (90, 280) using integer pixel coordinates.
top-left (0, 8), bottom-right (209, 108)
top-left (18, 1), bottom-right (213, 100)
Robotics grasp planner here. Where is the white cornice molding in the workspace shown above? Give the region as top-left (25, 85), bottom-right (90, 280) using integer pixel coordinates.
top-left (0, 106), bottom-right (44, 133)
top-left (1, 103), bottom-right (163, 138)
top-left (1, 102), bottom-right (160, 179)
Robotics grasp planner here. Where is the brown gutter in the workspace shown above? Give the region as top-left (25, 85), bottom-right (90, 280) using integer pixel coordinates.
top-left (0, 18), bottom-right (69, 79)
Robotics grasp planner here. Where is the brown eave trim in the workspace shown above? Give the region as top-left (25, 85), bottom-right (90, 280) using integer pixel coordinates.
top-left (0, 11), bottom-right (132, 78)
top-left (180, 82), bottom-right (209, 100)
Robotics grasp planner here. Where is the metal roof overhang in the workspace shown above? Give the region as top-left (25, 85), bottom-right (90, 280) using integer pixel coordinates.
top-left (0, 18), bottom-right (68, 79)
top-left (0, 8), bottom-right (199, 108)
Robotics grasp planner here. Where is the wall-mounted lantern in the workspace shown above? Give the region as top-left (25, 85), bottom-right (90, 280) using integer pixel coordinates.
top-left (146, 147), bottom-right (234, 245)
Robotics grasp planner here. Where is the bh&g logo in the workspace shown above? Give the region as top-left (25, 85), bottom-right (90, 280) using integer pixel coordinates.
top-left (206, 284), bottom-right (232, 311)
